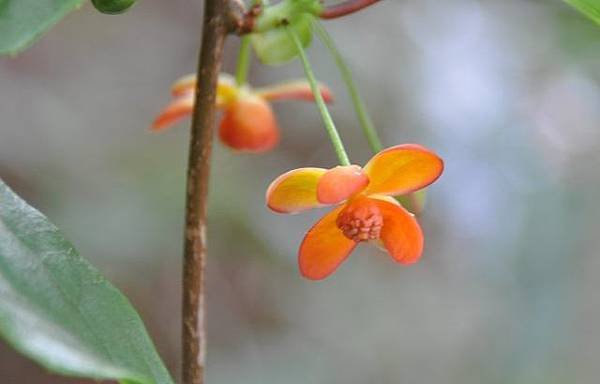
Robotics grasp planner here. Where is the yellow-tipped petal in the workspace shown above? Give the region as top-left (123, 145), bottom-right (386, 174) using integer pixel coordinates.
top-left (151, 94), bottom-right (194, 131)
top-left (216, 73), bottom-right (238, 104)
top-left (363, 144), bottom-right (444, 197)
top-left (266, 168), bottom-right (327, 214)
top-left (170, 73), bottom-right (238, 103)
top-left (170, 74), bottom-right (197, 97)
top-left (255, 80), bottom-right (333, 104)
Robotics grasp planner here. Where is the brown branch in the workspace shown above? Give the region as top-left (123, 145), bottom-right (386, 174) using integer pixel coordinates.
top-left (320, 0), bottom-right (382, 19)
top-left (228, 1), bottom-right (261, 35)
top-left (182, 1), bottom-right (230, 383)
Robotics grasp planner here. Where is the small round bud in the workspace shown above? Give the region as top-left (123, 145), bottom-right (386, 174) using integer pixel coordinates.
top-left (91, 0), bottom-right (136, 15)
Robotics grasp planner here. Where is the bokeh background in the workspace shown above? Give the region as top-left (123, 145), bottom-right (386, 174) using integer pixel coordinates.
top-left (2, 0), bottom-right (600, 383)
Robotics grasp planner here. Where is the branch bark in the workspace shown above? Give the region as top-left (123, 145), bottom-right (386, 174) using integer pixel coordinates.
top-left (182, 1), bottom-right (228, 383)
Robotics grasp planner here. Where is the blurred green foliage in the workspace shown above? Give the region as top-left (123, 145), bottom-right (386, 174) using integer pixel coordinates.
top-left (0, 0), bottom-right (84, 55)
top-left (0, 180), bottom-right (173, 384)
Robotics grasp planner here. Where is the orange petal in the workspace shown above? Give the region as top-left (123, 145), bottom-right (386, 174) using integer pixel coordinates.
top-left (154, 73), bottom-right (237, 132)
top-left (316, 165), bottom-right (369, 204)
top-left (255, 80), bottom-right (333, 104)
top-left (152, 94), bottom-right (231, 132)
top-left (363, 144), bottom-right (444, 196)
top-left (266, 168), bottom-right (327, 214)
top-left (299, 206), bottom-right (357, 280)
top-left (371, 198), bottom-right (423, 264)
top-left (171, 73), bottom-right (238, 100)
top-left (171, 74), bottom-right (197, 97)
top-left (218, 94), bottom-right (279, 153)
top-left (216, 74), bottom-right (239, 104)
top-left (151, 94), bottom-right (195, 132)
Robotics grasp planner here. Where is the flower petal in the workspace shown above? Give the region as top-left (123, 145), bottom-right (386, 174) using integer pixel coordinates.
top-left (316, 165), bottom-right (369, 204)
top-left (215, 74), bottom-right (238, 103)
top-left (255, 80), bottom-right (333, 104)
top-left (299, 206), bottom-right (357, 280)
top-left (266, 168), bottom-right (327, 214)
top-left (153, 74), bottom-right (237, 132)
top-left (170, 74), bottom-right (197, 97)
top-left (151, 94), bottom-right (194, 132)
top-left (371, 198), bottom-right (424, 264)
top-left (171, 73), bottom-right (238, 99)
top-left (363, 144), bottom-right (443, 196)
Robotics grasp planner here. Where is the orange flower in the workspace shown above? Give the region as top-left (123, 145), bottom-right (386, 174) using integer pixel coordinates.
top-left (266, 144), bottom-right (444, 280)
top-left (152, 73), bottom-right (333, 153)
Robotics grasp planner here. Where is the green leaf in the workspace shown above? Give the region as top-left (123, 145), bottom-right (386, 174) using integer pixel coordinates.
top-left (564, 0), bottom-right (600, 26)
top-left (251, 13), bottom-right (313, 65)
top-left (0, 0), bottom-right (85, 55)
top-left (0, 178), bottom-right (174, 384)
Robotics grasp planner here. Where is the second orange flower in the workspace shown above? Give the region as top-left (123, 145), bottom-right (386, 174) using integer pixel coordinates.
top-left (152, 73), bottom-right (333, 153)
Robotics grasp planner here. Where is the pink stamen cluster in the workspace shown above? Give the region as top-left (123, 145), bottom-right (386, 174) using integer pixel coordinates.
top-left (336, 199), bottom-right (383, 242)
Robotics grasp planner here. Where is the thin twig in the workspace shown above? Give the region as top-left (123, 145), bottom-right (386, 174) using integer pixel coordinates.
top-left (320, 0), bottom-right (382, 19)
top-left (287, 25), bottom-right (351, 166)
top-left (312, 21), bottom-right (383, 153)
top-left (182, 1), bottom-right (228, 383)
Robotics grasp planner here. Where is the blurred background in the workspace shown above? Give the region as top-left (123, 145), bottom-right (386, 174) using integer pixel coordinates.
top-left (2, 0), bottom-right (600, 383)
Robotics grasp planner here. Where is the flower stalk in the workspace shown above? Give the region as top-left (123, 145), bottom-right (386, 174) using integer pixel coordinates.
top-left (312, 20), bottom-right (382, 153)
top-left (320, 0), bottom-right (382, 19)
top-left (235, 36), bottom-right (252, 85)
top-left (312, 21), bottom-right (428, 215)
top-left (287, 24), bottom-right (351, 166)
top-left (234, 0), bottom-right (262, 86)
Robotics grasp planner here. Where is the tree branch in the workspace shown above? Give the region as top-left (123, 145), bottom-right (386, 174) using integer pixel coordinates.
top-left (182, 1), bottom-right (229, 383)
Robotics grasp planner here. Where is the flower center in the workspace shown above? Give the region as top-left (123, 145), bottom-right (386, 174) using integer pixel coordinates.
top-left (336, 198), bottom-right (383, 242)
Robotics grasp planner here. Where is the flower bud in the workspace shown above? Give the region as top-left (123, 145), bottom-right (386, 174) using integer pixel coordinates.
top-left (218, 94), bottom-right (279, 153)
top-left (91, 0), bottom-right (136, 14)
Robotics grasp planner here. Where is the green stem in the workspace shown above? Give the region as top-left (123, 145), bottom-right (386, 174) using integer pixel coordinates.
top-left (235, 36), bottom-right (252, 85)
top-left (286, 25), bottom-right (351, 166)
top-left (312, 21), bottom-right (426, 215)
top-left (235, 0), bottom-right (264, 85)
top-left (313, 20), bottom-right (383, 153)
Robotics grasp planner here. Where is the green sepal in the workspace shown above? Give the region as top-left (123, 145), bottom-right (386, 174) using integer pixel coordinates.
top-left (396, 189), bottom-right (428, 216)
top-left (0, 0), bottom-right (85, 55)
top-left (251, 13), bottom-right (313, 66)
top-left (91, 0), bottom-right (136, 14)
